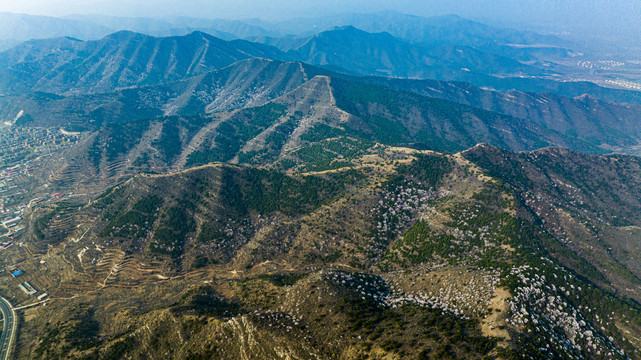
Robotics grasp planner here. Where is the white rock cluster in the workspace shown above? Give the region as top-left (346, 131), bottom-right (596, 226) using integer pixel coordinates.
top-left (506, 265), bottom-right (627, 359)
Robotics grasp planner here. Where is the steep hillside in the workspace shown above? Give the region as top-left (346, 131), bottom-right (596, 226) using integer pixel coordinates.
top-left (6, 146), bottom-right (640, 359)
top-left (0, 58), bottom-right (315, 130)
top-left (371, 77), bottom-right (641, 153)
top-left (328, 78), bottom-right (589, 152)
top-left (42, 74), bottom-right (603, 194)
top-left (42, 72), bottom-right (641, 198)
top-left (464, 145), bottom-right (641, 301)
top-left (0, 30), bottom-right (289, 95)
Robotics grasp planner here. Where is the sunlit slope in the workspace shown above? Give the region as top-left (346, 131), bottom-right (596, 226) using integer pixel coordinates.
top-left (11, 146), bottom-right (640, 359)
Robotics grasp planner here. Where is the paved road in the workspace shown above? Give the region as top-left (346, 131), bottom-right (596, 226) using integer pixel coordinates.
top-left (0, 296), bottom-right (15, 360)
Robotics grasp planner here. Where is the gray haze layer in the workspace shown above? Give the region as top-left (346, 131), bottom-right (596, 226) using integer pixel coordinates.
top-left (0, 0), bottom-right (639, 40)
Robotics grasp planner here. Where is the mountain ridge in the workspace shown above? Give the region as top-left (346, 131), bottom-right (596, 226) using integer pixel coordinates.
top-left (37, 71), bottom-right (620, 197)
top-left (13, 142), bottom-right (641, 359)
top-left (5, 58), bottom-right (641, 157)
top-left (0, 30), bottom-right (290, 95)
top-left (287, 25), bottom-right (550, 80)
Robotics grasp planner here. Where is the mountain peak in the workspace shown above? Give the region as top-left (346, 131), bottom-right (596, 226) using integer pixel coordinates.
top-left (300, 25), bottom-right (398, 53)
top-left (186, 30), bottom-right (212, 38)
top-left (461, 143), bottom-right (499, 154)
top-left (332, 25), bottom-right (361, 32)
top-left (103, 29), bottom-right (149, 41)
top-left (62, 36), bottom-right (83, 42)
top-left (436, 13), bottom-right (463, 21)
top-left (321, 25), bottom-right (391, 38)
top-left (575, 93), bottom-right (598, 102)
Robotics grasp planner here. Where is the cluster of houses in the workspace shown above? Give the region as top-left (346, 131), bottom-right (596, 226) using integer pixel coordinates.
top-left (0, 160), bottom-right (69, 247)
top-left (0, 161), bottom-right (31, 242)
top-left (0, 126), bottom-right (78, 166)
top-left (9, 267), bottom-right (48, 301)
top-left (0, 126), bottom-right (79, 236)
top-left (577, 60), bottom-right (625, 70)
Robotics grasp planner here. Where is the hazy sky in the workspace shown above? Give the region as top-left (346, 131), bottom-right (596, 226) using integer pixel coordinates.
top-left (0, 0), bottom-right (639, 36)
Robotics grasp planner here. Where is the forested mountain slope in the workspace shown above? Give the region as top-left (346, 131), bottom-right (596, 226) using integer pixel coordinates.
top-left (0, 31), bottom-right (289, 95)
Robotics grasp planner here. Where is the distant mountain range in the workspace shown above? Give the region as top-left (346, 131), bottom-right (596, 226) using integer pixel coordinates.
top-left (0, 25), bottom-right (550, 94)
top-left (0, 12), bottom-right (113, 46)
top-left (0, 11), bottom-right (577, 60)
top-left (62, 12), bottom-right (567, 46)
top-left (64, 14), bottom-right (271, 40)
top-left (2, 24), bottom-right (638, 107)
top-left (286, 26), bottom-right (550, 79)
